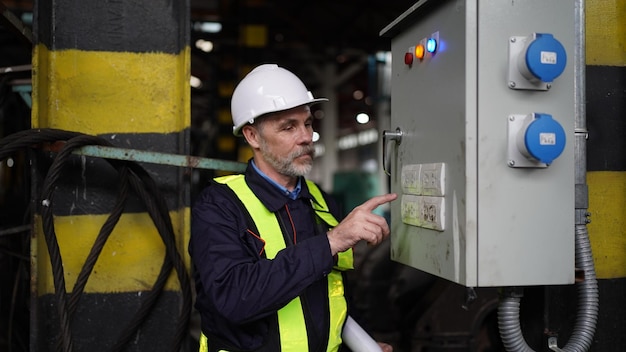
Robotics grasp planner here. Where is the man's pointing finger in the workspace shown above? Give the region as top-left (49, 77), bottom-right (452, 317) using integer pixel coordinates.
top-left (358, 193), bottom-right (398, 212)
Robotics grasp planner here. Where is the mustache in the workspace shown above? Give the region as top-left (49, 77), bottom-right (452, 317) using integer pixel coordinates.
top-left (291, 144), bottom-right (315, 159)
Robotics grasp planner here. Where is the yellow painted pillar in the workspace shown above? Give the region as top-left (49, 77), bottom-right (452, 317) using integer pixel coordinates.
top-left (585, 0), bottom-right (626, 279)
top-left (31, 0), bottom-right (191, 350)
top-left (584, 0), bottom-right (626, 348)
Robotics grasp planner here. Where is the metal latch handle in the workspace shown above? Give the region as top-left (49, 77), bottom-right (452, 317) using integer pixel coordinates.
top-left (382, 128), bottom-right (403, 176)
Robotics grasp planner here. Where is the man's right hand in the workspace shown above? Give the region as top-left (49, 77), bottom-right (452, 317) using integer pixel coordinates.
top-left (326, 193), bottom-right (398, 256)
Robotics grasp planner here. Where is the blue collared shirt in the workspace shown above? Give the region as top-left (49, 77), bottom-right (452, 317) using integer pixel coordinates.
top-left (251, 159), bottom-right (302, 200)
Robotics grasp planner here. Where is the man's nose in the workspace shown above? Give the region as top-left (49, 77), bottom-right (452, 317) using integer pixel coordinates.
top-left (297, 125), bottom-right (313, 144)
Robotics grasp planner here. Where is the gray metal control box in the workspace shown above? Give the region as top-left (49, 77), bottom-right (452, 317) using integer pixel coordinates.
top-left (381, 0), bottom-right (575, 287)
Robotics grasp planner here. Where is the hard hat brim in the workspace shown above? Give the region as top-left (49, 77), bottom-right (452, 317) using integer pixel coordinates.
top-left (232, 98), bottom-right (328, 136)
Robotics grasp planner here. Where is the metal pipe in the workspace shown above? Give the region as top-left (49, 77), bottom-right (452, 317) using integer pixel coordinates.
top-left (574, 0), bottom-right (590, 225)
top-left (73, 145), bottom-right (246, 173)
top-left (561, 2), bottom-right (599, 350)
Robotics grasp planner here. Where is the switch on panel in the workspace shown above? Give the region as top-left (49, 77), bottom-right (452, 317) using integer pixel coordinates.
top-left (401, 163), bottom-right (446, 231)
top-left (401, 163), bottom-right (445, 196)
top-left (401, 195), bottom-right (445, 231)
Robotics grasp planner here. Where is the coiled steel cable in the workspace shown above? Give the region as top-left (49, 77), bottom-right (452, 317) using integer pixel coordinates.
top-left (1, 128), bottom-right (192, 351)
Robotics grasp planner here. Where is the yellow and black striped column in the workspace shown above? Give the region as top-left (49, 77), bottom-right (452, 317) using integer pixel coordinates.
top-left (31, 0), bottom-right (191, 350)
top-left (585, 0), bottom-right (626, 348)
top-left (518, 2), bottom-right (625, 349)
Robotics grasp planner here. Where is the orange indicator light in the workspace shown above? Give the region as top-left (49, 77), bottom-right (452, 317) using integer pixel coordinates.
top-left (415, 44), bottom-right (425, 60)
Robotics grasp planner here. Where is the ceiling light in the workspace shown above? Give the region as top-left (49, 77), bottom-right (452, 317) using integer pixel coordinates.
top-left (353, 90), bottom-right (364, 100)
top-left (356, 113), bottom-right (370, 124)
top-left (190, 76), bottom-right (203, 88)
top-left (195, 39), bottom-right (214, 53)
top-left (193, 21), bottom-right (222, 33)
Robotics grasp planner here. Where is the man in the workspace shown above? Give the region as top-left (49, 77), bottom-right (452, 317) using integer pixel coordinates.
top-left (190, 64), bottom-right (396, 352)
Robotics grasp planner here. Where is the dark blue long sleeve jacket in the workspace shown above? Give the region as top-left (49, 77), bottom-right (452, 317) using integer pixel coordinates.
top-left (189, 162), bottom-right (343, 351)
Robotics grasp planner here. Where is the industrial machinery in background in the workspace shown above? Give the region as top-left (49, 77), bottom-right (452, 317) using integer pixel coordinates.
top-left (379, 0), bottom-right (597, 351)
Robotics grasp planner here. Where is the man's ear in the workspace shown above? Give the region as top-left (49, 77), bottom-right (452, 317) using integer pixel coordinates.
top-left (241, 125), bottom-right (261, 149)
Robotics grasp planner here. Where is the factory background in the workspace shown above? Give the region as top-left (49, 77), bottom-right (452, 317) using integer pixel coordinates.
top-left (0, 0), bottom-right (624, 351)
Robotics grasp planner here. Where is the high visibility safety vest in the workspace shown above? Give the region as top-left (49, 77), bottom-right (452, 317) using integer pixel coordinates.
top-left (199, 174), bottom-right (353, 352)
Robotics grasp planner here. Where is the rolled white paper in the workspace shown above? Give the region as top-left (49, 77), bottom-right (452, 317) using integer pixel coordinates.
top-left (342, 315), bottom-right (383, 352)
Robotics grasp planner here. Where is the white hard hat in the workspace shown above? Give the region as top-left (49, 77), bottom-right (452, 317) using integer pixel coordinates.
top-left (230, 64), bottom-right (328, 135)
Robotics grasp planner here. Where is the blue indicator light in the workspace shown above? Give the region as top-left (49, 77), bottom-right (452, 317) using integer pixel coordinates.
top-left (426, 38), bottom-right (437, 53)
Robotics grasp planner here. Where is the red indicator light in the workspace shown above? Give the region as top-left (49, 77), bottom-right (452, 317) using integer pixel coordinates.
top-left (415, 44), bottom-right (425, 60)
top-left (404, 52), bottom-right (414, 65)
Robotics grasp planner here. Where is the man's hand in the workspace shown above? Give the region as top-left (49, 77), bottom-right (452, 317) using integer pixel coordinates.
top-left (327, 193), bottom-right (398, 256)
top-left (378, 342), bottom-right (393, 352)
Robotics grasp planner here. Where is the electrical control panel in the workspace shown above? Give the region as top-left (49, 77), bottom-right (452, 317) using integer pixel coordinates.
top-left (381, 0), bottom-right (575, 287)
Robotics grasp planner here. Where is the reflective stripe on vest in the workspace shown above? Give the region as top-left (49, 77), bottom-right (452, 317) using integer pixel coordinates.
top-left (303, 179), bottom-right (353, 352)
top-left (200, 174), bottom-right (351, 352)
top-left (305, 180), bottom-right (353, 272)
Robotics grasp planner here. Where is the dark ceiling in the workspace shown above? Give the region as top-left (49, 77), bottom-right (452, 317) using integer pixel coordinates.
top-left (187, 1), bottom-right (416, 97)
top-left (189, 0), bottom-right (415, 55)
top-left (187, 0), bottom-right (417, 132)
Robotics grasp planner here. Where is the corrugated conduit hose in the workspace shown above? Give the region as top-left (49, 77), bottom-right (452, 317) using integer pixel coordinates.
top-left (497, 224), bottom-right (599, 352)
